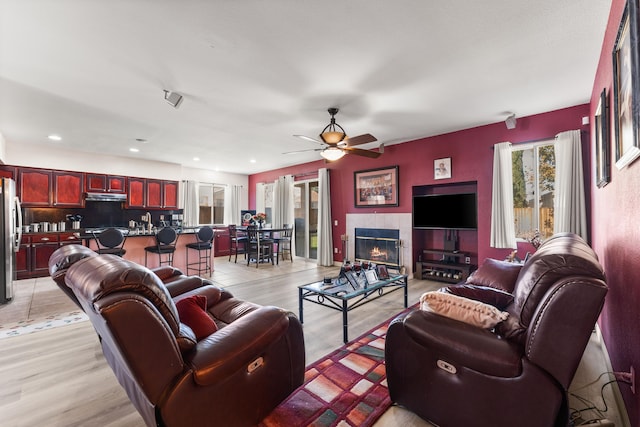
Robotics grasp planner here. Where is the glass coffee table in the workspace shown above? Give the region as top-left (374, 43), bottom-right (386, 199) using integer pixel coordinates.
top-left (298, 273), bottom-right (408, 343)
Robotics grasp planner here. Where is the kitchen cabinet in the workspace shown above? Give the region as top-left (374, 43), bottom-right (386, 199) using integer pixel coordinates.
top-left (128, 178), bottom-right (179, 209)
top-left (86, 174), bottom-right (126, 193)
top-left (213, 227), bottom-right (230, 257)
top-left (16, 236), bottom-right (30, 280)
top-left (18, 168), bottom-right (52, 206)
top-left (0, 166), bottom-right (16, 179)
top-left (16, 232), bottom-right (82, 279)
top-left (53, 171), bottom-right (84, 207)
top-left (18, 168), bottom-right (84, 207)
top-left (127, 178), bottom-right (146, 208)
top-left (17, 233), bottom-right (60, 279)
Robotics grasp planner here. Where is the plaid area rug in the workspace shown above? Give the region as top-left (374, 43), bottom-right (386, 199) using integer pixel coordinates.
top-left (260, 318), bottom-right (397, 427)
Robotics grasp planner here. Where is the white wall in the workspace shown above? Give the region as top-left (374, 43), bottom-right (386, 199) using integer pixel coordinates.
top-left (0, 132), bottom-right (6, 164)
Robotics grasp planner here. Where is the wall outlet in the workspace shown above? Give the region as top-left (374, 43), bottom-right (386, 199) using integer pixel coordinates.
top-left (465, 257), bottom-right (471, 264)
top-left (334, 219), bottom-right (338, 226)
top-left (334, 247), bottom-right (338, 253)
top-left (614, 366), bottom-right (635, 394)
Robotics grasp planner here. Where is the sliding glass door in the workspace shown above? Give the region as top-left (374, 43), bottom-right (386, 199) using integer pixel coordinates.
top-left (294, 180), bottom-right (318, 260)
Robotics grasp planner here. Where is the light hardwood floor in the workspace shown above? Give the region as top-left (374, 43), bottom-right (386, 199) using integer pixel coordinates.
top-left (0, 255), bottom-right (627, 426)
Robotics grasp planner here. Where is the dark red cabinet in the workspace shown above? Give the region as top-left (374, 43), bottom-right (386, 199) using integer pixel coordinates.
top-left (86, 174), bottom-right (126, 193)
top-left (128, 178), bottom-right (179, 209)
top-left (213, 227), bottom-right (230, 257)
top-left (53, 171), bottom-right (84, 207)
top-left (16, 236), bottom-right (30, 280)
top-left (18, 168), bottom-right (52, 206)
top-left (127, 178), bottom-right (146, 208)
top-left (0, 166), bottom-right (16, 179)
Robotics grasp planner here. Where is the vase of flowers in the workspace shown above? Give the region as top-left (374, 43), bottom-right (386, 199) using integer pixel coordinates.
top-left (253, 212), bottom-right (266, 228)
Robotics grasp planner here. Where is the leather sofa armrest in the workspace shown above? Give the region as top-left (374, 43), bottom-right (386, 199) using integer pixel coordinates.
top-left (399, 310), bottom-right (522, 377)
top-left (164, 276), bottom-right (207, 298)
top-left (187, 306), bottom-right (290, 386)
top-left (151, 266), bottom-right (184, 283)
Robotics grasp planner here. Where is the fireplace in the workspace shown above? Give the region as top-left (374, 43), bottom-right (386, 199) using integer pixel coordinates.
top-left (354, 228), bottom-right (400, 268)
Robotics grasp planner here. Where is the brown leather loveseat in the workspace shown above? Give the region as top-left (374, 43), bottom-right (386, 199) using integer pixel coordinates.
top-left (385, 233), bottom-right (608, 427)
top-left (49, 244), bottom-right (305, 427)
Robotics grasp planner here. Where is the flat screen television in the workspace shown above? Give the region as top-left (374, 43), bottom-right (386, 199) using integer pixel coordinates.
top-left (412, 193), bottom-right (477, 230)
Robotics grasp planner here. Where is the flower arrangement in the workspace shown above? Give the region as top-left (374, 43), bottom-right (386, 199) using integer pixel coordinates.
top-left (252, 212), bottom-right (266, 223)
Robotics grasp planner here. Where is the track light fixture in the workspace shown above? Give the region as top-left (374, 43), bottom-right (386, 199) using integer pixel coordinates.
top-left (164, 90), bottom-right (183, 108)
top-left (505, 113), bottom-right (517, 129)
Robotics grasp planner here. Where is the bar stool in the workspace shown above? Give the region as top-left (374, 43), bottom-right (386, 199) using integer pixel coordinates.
top-left (92, 227), bottom-right (127, 257)
top-left (185, 226), bottom-right (214, 276)
top-left (144, 227), bottom-right (178, 267)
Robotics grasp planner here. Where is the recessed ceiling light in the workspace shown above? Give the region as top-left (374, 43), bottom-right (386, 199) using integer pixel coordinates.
top-left (129, 148), bottom-right (140, 153)
top-left (250, 159), bottom-right (256, 163)
top-left (48, 134), bottom-right (62, 141)
top-left (193, 157), bottom-right (200, 161)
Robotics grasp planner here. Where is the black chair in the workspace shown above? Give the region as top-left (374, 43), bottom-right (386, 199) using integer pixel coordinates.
top-left (144, 227), bottom-right (179, 267)
top-left (185, 226), bottom-right (214, 276)
top-left (228, 224), bottom-right (247, 263)
top-left (246, 225), bottom-right (273, 268)
top-left (93, 227), bottom-right (127, 257)
top-left (273, 225), bottom-right (293, 264)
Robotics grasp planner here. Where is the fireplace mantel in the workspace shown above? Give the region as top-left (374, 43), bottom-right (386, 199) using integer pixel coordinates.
top-left (345, 213), bottom-right (413, 275)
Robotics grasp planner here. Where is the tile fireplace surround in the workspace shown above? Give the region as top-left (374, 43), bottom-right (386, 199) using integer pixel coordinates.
top-left (346, 213), bottom-right (413, 275)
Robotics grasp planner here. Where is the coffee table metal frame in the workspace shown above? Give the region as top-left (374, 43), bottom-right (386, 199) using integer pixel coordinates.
top-left (298, 274), bottom-right (408, 343)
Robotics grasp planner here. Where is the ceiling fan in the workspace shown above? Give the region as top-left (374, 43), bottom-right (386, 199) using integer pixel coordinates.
top-left (285, 108), bottom-right (383, 161)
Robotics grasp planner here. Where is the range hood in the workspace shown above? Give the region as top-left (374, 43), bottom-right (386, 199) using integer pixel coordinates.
top-left (84, 192), bottom-right (127, 202)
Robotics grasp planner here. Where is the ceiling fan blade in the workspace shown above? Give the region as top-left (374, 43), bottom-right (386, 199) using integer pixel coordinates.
top-left (345, 133), bottom-right (377, 146)
top-left (294, 134), bottom-right (324, 145)
top-left (282, 148), bottom-right (322, 154)
top-left (343, 147), bottom-right (381, 158)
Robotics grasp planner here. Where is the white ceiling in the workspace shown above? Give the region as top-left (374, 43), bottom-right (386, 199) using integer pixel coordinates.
top-left (0, 0), bottom-right (611, 174)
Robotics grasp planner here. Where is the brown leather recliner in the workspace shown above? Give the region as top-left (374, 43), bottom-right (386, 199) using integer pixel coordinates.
top-left (385, 233), bottom-right (608, 427)
top-left (56, 249), bottom-right (305, 427)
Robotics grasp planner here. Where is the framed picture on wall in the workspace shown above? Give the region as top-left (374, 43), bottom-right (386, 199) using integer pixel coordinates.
top-left (434, 157), bottom-right (452, 180)
top-left (612, 0), bottom-right (640, 170)
top-left (354, 166), bottom-right (399, 207)
top-left (594, 88), bottom-right (611, 188)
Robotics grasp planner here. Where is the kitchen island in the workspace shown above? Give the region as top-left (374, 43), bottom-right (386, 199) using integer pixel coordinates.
top-left (82, 227), bottom-right (213, 274)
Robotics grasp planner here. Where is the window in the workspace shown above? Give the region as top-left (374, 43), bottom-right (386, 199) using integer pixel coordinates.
top-left (512, 141), bottom-right (555, 239)
top-left (198, 184), bottom-right (225, 225)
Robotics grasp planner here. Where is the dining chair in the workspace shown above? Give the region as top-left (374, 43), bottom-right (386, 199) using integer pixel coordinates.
top-left (185, 226), bottom-right (215, 276)
top-left (245, 225), bottom-right (274, 268)
top-left (228, 224), bottom-right (247, 263)
top-left (93, 227), bottom-right (127, 257)
top-left (273, 225), bottom-right (293, 264)
top-left (144, 227), bottom-right (179, 267)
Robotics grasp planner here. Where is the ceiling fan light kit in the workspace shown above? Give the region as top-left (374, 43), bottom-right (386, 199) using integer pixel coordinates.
top-left (288, 107), bottom-right (380, 160)
top-left (320, 147), bottom-right (346, 161)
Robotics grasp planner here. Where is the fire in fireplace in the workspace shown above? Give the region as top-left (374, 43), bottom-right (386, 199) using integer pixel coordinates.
top-left (355, 228), bottom-right (400, 268)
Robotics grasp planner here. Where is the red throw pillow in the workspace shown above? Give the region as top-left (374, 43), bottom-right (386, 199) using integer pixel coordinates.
top-left (466, 258), bottom-right (522, 293)
top-left (175, 295), bottom-right (217, 340)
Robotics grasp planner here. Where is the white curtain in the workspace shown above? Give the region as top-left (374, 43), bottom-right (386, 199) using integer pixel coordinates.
top-left (317, 168), bottom-right (334, 266)
top-left (255, 183), bottom-right (266, 215)
top-left (490, 142), bottom-right (517, 249)
top-left (181, 180), bottom-right (199, 226)
top-left (225, 184), bottom-right (244, 225)
top-left (273, 175), bottom-right (294, 228)
top-left (554, 130), bottom-right (587, 239)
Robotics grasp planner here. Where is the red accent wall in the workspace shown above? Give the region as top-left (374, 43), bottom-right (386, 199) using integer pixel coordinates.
top-left (250, 104), bottom-right (589, 266)
top-left (591, 0), bottom-right (640, 424)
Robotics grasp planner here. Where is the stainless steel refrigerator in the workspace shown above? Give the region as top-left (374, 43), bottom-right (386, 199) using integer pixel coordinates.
top-left (0, 178), bottom-right (23, 304)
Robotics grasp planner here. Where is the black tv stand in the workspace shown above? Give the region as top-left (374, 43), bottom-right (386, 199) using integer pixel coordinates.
top-left (414, 249), bottom-right (475, 283)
